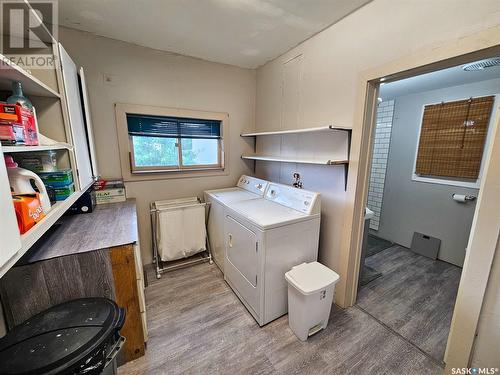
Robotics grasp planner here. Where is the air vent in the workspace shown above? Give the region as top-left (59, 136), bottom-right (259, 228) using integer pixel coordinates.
top-left (462, 58), bottom-right (500, 71)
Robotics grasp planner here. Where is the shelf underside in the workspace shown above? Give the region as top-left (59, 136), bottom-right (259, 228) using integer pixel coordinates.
top-left (241, 154), bottom-right (348, 165)
top-left (2, 143), bottom-right (72, 153)
top-left (241, 125), bottom-right (351, 137)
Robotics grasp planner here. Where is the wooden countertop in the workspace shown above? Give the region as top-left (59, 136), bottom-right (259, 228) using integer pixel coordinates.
top-left (19, 199), bottom-right (138, 264)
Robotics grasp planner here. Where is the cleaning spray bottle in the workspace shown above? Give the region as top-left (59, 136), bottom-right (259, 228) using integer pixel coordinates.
top-left (4, 155), bottom-right (51, 213)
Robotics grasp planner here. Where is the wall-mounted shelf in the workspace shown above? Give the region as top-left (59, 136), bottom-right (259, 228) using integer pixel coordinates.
top-left (241, 154), bottom-right (348, 165)
top-left (0, 54), bottom-right (60, 98)
top-left (241, 125), bottom-right (351, 137)
top-left (241, 125), bottom-right (352, 190)
top-left (2, 143), bottom-right (73, 153)
top-left (0, 190), bottom-right (83, 278)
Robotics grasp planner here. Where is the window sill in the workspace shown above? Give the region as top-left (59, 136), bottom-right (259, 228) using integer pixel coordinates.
top-left (411, 174), bottom-right (480, 189)
top-left (132, 166), bottom-right (224, 174)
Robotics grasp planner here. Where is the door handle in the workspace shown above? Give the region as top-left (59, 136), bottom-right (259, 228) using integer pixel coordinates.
top-left (228, 233), bottom-right (233, 248)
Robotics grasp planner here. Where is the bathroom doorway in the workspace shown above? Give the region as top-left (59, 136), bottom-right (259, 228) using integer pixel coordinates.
top-left (355, 57), bottom-right (500, 364)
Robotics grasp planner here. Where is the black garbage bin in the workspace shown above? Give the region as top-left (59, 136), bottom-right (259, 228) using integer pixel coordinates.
top-left (0, 298), bottom-right (125, 375)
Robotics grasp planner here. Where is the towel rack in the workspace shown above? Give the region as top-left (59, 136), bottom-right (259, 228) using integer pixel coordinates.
top-left (150, 198), bottom-right (213, 279)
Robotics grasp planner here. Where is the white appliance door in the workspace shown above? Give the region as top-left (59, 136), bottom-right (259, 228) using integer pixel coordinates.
top-left (78, 67), bottom-right (99, 179)
top-left (226, 216), bottom-right (258, 286)
top-left (0, 145), bottom-right (21, 268)
top-left (225, 215), bottom-right (260, 316)
top-left (59, 43), bottom-right (94, 191)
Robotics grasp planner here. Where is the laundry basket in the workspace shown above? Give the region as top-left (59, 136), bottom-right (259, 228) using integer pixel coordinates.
top-left (285, 262), bottom-right (340, 341)
top-left (151, 197), bottom-right (212, 279)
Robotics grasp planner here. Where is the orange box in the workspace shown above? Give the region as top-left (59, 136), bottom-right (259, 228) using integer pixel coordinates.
top-left (0, 103), bottom-right (38, 145)
top-left (12, 193), bottom-right (45, 234)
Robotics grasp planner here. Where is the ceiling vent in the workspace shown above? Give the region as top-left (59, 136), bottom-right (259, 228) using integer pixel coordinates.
top-left (462, 58), bottom-right (500, 71)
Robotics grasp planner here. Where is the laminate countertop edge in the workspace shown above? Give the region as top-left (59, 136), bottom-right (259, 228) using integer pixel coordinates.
top-left (19, 199), bottom-right (139, 265)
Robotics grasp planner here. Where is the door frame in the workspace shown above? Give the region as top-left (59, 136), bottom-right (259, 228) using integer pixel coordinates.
top-left (339, 25), bottom-right (500, 371)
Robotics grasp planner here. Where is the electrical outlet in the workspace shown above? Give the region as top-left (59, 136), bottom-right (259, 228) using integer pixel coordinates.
top-left (102, 73), bottom-right (117, 86)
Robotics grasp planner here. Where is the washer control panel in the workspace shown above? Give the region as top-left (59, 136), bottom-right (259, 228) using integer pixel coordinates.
top-left (237, 175), bottom-right (269, 196)
top-left (265, 183), bottom-right (320, 215)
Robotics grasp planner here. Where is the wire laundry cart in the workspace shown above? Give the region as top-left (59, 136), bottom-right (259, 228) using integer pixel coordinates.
top-left (150, 197), bottom-right (212, 279)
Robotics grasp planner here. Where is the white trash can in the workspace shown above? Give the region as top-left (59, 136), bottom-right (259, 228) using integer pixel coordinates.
top-left (285, 261), bottom-right (340, 341)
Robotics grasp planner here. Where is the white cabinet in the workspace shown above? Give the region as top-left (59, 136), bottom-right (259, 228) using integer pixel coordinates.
top-left (59, 43), bottom-right (95, 191)
top-left (0, 144), bottom-right (21, 268)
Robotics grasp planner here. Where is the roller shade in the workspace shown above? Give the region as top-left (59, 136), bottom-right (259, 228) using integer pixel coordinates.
top-left (415, 96), bottom-right (494, 179)
top-left (127, 113), bottom-right (221, 139)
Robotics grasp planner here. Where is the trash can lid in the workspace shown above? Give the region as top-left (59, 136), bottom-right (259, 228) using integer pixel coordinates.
top-left (0, 298), bottom-right (124, 375)
top-left (285, 262), bottom-right (340, 295)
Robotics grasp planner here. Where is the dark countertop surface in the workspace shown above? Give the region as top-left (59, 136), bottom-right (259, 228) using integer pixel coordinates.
top-left (20, 199), bottom-right (138, 264)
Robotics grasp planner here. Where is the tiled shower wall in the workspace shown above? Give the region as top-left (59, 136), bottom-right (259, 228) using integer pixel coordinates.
top-left (367, 99), bottom-right (395, 230)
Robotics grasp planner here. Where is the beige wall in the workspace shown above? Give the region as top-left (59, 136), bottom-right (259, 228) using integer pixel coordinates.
top-left (58, 27), bottom-right (256, 264)
top-left (471, 234), bottom-right (500, 367)
top-left (255, 0), bottom-right (500, 304)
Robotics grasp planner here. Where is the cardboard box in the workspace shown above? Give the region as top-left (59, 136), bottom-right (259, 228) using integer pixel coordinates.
top-left (0, 122), bottom-right (25, 145)
top-left (12, 193), bottom-right (45, 234)
top-left (95, 187), bottom-right (126, 204)
top-left (0, 103), bottom-right (38, 145)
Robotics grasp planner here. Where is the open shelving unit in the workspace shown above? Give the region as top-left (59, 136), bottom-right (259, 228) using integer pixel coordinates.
top-left (241, 125), bottom-right (352, 190)
top-left (0, 11), bottom-right (88, 278)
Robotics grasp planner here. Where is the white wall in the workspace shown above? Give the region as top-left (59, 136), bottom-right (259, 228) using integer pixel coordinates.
top-left (58, 27), bottom-right (256, 264)
top-left (471, 235), bottom-right (500, 368)
top-left (255, 0), bottom-right (500, 301)
top-left (377, 79), bottom-right (500, 266)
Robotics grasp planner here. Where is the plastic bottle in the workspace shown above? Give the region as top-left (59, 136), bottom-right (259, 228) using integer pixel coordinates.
top-left (4, 155), bottom-right (51, 213)
top-left (6, 81), bottom-right (34, 110)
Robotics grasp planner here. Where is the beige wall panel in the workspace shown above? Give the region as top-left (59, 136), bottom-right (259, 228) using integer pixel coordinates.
top-left (58, 27), bottom-right (256, 264)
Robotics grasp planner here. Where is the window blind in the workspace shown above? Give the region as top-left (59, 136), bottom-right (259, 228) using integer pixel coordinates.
top-left (415, 96), bottom-right (494, 179)
top-left (127, 114), bottom-right (221, 139)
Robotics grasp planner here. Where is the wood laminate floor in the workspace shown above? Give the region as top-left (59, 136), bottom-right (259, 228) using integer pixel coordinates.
top-left (356, 245), bottom-right (462, 363)
top-left (119, 262), bottom-right (443, 375)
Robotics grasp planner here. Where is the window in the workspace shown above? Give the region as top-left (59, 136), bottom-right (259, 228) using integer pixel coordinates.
top-left (126, 113), bottom-right (223, 173)
top-left (415, 96), bottom-right (494, 181)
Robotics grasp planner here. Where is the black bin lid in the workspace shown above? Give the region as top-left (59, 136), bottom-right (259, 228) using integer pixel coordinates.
top-left (0, 298), bottom-right (124, 375)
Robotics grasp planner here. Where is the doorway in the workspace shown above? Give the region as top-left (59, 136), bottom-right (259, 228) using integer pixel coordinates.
top-left (355, 57), bottom-right (500, 364)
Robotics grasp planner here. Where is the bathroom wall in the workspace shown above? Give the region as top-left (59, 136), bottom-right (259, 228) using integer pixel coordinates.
top-left (377, 78), bottom-right (500, 266)
top-left (58, 27), bottom-right (256, 264)
top-left (367, 100), bottom-right (395, 230)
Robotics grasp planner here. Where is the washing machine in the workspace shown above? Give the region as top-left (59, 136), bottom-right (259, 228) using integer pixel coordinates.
top-left (223, 183), bottom-right (321, 326)
top-left (204, 175), bottom-right (269, 272)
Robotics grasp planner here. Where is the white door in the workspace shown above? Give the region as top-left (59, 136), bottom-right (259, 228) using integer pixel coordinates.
top-left (224, 215), bottom-right (261, 317)
top-left (226, 216), bottom-right (258, 287)
top-left (59, 43), bottom-right (94, 191)
top-left (78, 67), bottom-right (99, 179)
top-left (0, 145), bottom-right (21, 268)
